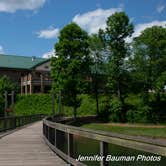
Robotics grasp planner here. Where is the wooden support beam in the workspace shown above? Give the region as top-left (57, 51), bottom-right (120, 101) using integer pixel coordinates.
top-left (55, 129), bottom-right (57, 147)
top-left (58, 90), bottom-right (62, 115)
top-left (47, 126), bottom-right (50, 141)
top-left (25, 85), bottom-right (27, 95)
top-left (52, 92), bottom-right (55, 116)
top-left (21, 77), bottom-right (23, 95)
top-left (67, 133), bottom-right (74, 158)
top-left (4, 91), bottom-right (7, 118)
top-left (40, 74), bottom-right (44, 93)
top-left (100, 141), bottom-right (109, 166)
top-left (29, 73), bottom-right (32, 94)
top-left (11, 91), bottom-right (15, 116)
top-left (11, 91), bottom-right (15, 129)
top-left (4, 91), bottom-right (8, 130)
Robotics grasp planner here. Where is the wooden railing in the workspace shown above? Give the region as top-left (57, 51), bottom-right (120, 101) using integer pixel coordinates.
top-left (43, 117), bottom-right (166, 166)
top-left (32, 79), bottom-right (52, 85)
top-left (0, 114), bottom-right (45, 132)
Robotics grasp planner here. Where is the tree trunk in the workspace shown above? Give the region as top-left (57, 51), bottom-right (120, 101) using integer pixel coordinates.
top-left (73, 106), bottom-right (77, 121)
top-left (117, 80), bottom-right (126, 122)
top-left (73, 94), bottom-right (77, 121)
top-left (94, 76), bottom-right (99, 115)
top-left (95, 92), bottom-right (99, 116)
top-left (117, 80), bottom-right (121, 99)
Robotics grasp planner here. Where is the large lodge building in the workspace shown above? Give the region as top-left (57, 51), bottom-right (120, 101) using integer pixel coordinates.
top-left (0, 54), bottom-right (52, 94)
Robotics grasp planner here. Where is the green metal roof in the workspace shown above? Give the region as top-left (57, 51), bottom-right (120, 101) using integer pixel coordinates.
top-left (0, 54), bottom-right (49, 70)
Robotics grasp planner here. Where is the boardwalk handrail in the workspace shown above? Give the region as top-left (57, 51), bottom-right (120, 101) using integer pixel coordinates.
top-left (0, 114), bottom-right (45, 132)
top-left (43, 117), bottom-right (166, 166)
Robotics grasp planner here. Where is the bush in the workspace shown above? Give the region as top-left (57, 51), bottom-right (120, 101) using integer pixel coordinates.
top-left (97, 95), bottom-right (123, 122)
top-left (14, 94), bottom-right (96, 116)
top-left (0, 76), bottom-right (18, 116)
top-left (14, 93), bottom-right (166, 123)
top-left (109, 96), bottom-right (123, 122)
top-left (147, 93), bottom-right (166, 123)
top-left (98, 95), bottom-right (110, 122)
top-left (77, 94), bottom-right (96, 115)
top-left (125, 94), bottom-right (151, 123)
top-left (14, 94), bottom-right (53, 116)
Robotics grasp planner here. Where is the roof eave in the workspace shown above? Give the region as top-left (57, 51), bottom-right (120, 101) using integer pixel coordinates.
top-left (30, 59), bottom-right (50, 69)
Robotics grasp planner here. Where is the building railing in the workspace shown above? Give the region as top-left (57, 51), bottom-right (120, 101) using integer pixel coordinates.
top-left (43, 117), bottom-right (166, 166)
top-left (22, 79), bottom-right (52, 85)
top-left (0, 114), bottom-right (45, 132)
top-left (32, 79), bottom-right (52, 84)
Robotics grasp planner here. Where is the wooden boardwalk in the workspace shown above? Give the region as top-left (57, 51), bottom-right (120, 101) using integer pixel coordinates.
top-left (0, 121), bottom-right (66, 166)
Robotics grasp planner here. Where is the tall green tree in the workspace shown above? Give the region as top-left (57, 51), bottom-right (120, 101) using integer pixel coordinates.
top-left (131, 26), bottom-right (166, 93)
top-left (89, 34), bottom-right (106, 115)
top-left (51, 23), bottom-right (91, 120)
top-left (106, 12), bottom-right (133, 99)
top-left (129, 26), bottom-right (166, 123)
top-left (100, 12), bottom-right (134, 121)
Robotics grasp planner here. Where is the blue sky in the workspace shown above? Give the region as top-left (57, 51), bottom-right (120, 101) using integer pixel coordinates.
top-left (0, 0), bottom-right (165, 58)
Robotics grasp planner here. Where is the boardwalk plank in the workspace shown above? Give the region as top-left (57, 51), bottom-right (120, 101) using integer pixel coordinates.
top-left (0, 121), bottom-right (66, 166)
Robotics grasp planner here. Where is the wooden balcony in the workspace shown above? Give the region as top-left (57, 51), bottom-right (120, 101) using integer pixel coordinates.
top-left (21, 73), bottom-right (52, 94)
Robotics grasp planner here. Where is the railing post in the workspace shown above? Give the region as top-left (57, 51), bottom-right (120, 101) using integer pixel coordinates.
top-left (11, 91), bottom-right (15, 129)
top-left (19, 117), bottom-right (20, 126)
top-left (100, 141), bottom-right (109, 166)
top-left (20, 117), bottom-right (22, 126)
top-left (4, 91), bottom-right (8, 131)
top-left (47, 126), bottom-right (50, 141)
top-left (43, 123), bottom-right (45, 136)
top-left (52, 92), bottom-right (55, 116)
top-left (10, 118), bottom-right (12, 129)
top-left (13, 117), bottom-right (15, 129)
top-left (15, 117), bottom-right (17, 127)
top-left (54, 128), bottom-right (57, 147)
top-left (67, 133), bottom-right (74, 158)
top-left (58, 90), bottom-right (62, 115)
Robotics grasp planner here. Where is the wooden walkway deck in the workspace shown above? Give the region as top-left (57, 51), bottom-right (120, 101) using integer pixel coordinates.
top-left (0, 121), bottom-right (66, 166)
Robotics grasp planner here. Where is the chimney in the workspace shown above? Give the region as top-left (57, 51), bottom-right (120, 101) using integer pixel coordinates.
top-left (32, 56), bottom-right (36, 61)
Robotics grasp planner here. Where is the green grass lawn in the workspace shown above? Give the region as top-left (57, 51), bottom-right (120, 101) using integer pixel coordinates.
top-left (82, 123), bottom-right (166, 138)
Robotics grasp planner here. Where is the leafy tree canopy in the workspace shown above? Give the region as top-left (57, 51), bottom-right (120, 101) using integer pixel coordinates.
top-left (100, 12), bottom-right (134, 99)
top-left (131, 26), bottom-right (166, 92)
top-left (51, 23), bottom-right (91, 119)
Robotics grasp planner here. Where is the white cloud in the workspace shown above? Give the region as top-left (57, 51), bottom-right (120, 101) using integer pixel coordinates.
top-left (126, 20), bottom-right (166, 42)
top-left (73, 8), bottom-right (122, 34)
top-left (0, 45), bottom-right (4, 54)
top-left (0, 0), bottom-right (46, 13)
top-left (37, 27), bottom-right (59, 39)
top-left (42, 49), bottom-right (55, 58)
top-left (157, 4), bottom-right (165, 13)
top-left (134, 21), bottom-right (166, 37)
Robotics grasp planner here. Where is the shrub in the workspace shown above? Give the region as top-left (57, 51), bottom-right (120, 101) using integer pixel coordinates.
top-left (109, 96), bottom-right (123, 122)
top-left (0, 76), bottom-right (18, 116)
top-left (125, 94), bottom-right (150, 123)
top-left (98, 95), bottom-right (110, 122)
top-left (14, 94), bottom-right (96, 116)
top-left (97, 95), bottom-right (123, 122)
top-left (14, 93), bottom-right (165, 123)
top-left (14, 94), bottom-right (53, 116)
top-left (147, 93), bottom-right (166, 123)
top-left (77, 94), bottom-right (96, 116)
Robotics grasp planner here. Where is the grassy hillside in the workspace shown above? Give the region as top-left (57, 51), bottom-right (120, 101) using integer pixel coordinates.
top-left (14, 94), bottom-right (96, 116)
top-left (82, 123), bottom-right (166, 138)
top-left (14, 94), bottom-right (53, 116)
